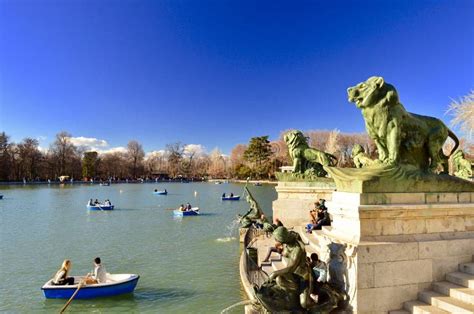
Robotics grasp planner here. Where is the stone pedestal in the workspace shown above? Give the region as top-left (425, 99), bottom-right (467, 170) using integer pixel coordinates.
top-left (272, 180), bottom-right (335, 227)
top-left (323, 191), bottom-right (474, 313)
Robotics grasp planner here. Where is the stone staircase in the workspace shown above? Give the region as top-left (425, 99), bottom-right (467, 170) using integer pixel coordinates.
top-left (390, 260), bottom-right (474, 314)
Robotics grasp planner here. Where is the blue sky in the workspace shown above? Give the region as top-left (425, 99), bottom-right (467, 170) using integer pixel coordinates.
top-left (0, 0), bottom-right (473, 154)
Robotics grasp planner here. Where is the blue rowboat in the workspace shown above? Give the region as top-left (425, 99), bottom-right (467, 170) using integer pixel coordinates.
top-left (42, 274), bottom-right (139, 299)
top-left (87, 203), bottom-right (114, 210)
top-left (222, 195), bottom-right (240, 201)
top-left (153, 190), bottom-right (167, 195)
top-left (173, 207), bottom-right (200, 216)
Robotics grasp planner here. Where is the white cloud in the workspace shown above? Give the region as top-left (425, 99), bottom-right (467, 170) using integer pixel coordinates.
top-left (68, 136), bottom-right (108, 149)
top-left (183, 144), bottom-right (206, 157)
top-left (96, 146), bottom-right (127, 155)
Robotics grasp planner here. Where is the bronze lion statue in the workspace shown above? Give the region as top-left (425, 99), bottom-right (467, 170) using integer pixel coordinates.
top-left (284, 130), bottom-right (337, 177)
top-left (347, 76), bottom-right (459, 173)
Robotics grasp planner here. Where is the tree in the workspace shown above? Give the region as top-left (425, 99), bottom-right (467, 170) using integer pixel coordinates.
top-left (17, 138), bottom-right (42, 180)
top-left (127, 140), bottom-right (145, 178)
top-left (50, 131), bottom-right (78, 176)
top-left (166, 142), bottom-right (184, 178)
top-left (244, 136), bottom-right (272, 178)
top-left (100, 152), bottom-right (128, 179)
top-left (207, 148), bottom-right (227, 178)
top-left (82, 151), bottom-right (99, 179)
top-left (447, 91), bottom-right (474, 141)
top-left (0, 132), bottom-right (11, 181)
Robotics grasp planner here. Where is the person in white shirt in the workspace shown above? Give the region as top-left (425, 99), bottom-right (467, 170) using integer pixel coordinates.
top-left (85, 257), bottom-right (107, 284)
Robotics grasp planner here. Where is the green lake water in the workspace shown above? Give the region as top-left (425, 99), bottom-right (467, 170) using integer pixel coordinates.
top-left (0, 182), bottom-right (277, 313)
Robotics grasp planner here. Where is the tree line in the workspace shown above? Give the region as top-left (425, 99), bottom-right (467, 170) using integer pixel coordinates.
top-left (0, 129), bottom-right (376, 182)
top-left (1, 121), bottom-right (471, 182)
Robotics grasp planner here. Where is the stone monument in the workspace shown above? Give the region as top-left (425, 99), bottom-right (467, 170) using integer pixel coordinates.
top-left (270, 76), bottom-right (474, 312)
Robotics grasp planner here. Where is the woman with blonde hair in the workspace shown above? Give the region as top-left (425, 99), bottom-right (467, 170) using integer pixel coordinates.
top-left (52, 259), bottom-right (74, 285)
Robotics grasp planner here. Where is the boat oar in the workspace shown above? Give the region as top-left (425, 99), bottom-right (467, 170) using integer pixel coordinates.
top-left (59, 276), bottom-right (87, 313)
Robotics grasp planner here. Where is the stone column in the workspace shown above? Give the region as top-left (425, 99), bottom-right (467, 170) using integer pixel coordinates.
top-left (272, 180), bottom-right (335, 227)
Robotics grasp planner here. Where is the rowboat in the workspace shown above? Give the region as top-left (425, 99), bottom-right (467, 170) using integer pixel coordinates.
top-left (153, 190), bottom-right (167, 195)
top-left (173, 207), bottom-right (200, 216)
top-left (41, 274), bottom-right (139, 299)
top-left (99, 183), bottom-right (110, 186)
top-left (87, 203), bottom-right (114, 210)
top-left (222, 195), bottom-right (240, 201)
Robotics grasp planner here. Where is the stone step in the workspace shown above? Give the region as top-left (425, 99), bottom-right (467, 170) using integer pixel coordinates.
top-left (261, 265), bottom-right (273, 276)
top-left (460, 263), bottom-right (474, 275)
top-left (432, 281), bottom-right (474, 305)
top-left (446, 272), bottom-right (474, 289)
top-left (419, 290), bottom-right (474, 313)
top-left (403, 300), bottom-right (450, 314)
top-left (271, 259), bottom-right (287, 271)
top-left (389, 310), bottom-right (410, 314)
top-left (295, 225), bottom-right (323, 253)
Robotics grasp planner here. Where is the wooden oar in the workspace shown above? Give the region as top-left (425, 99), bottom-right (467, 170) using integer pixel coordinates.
top-left (59, 276), bottom-right (87, 313)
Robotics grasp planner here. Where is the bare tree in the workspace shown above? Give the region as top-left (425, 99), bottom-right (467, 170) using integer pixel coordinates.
top-left (166, 142), bottom-right (184, 178)
top-left (50, 131), bottom-right (78, 177)
top-left (17, 138), bottom-right (42, 180)
top-left (127, 140), bottom-right (145, 178)
top-left (447, 90), bottom-right (474, 141)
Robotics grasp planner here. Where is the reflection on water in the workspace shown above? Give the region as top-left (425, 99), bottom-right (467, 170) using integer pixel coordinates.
top-left (0, 182), bottom-right (276, 313)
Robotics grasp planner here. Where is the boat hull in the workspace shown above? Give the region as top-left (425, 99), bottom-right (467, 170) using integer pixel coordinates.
top-left (153, 191), bottom-right (167, 195)
top-left (0, 195), bottom-right (3, 199)
top-left (87, 205), bottom-right (114, 210)
top-left (222, 196), bottom-right (240, 201)
top-left (173, 209), bottom-right (199, 216)
top-left (42, 275), bottom-right (139, 299)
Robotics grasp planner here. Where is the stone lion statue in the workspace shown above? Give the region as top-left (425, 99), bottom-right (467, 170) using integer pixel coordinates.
top-left (452, 150), bottom-right (472, 179)
top-left (351, 144), bottom-right (378, 168)
top-left (347, 76), bottom-right (459, 173)
top-left (284, 130), bottom-right (337, 177)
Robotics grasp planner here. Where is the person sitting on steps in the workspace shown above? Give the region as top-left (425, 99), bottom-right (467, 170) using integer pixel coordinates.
top-left (306, 199), bottom-right (330, 233)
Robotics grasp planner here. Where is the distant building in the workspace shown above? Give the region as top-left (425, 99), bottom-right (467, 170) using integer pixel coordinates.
top-left (279, 166), bottom-right (294, 173)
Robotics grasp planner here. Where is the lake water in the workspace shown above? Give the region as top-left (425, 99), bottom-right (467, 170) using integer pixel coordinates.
top-left (0, 182), bottom-right (277, 313)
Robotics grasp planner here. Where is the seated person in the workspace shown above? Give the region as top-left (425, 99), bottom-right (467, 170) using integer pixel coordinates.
top-left (309, 202), bottom-right (320, 224)
top-left (262, 241), bottom-right (283, 263)
top-left (230, 193), bottom-right (234, 197)
top-left (154, 189), bottom-right (158, 192)
top-left (179, 204), bottom-right (186, 212)
top-left (222, 193), bottom-right (226, 198)
top-left (309, 253), bottom-right (327, 283)
top-left (308, 253), bottom-right (327, 302)
top-left (84, 257), bottom-right (107, 284)
top-left (164, 189), bottom-right (167, 193)
top-left (186, 203), bottom-right (192, 210)
top-left (88, 199), bottom-right (94, 206)
top-left (306, 203), bottom-right (331, 233)
top-left (52, 259), bottom-right (74, 285)
top-left (94, 199), bottom-right (99, 205)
